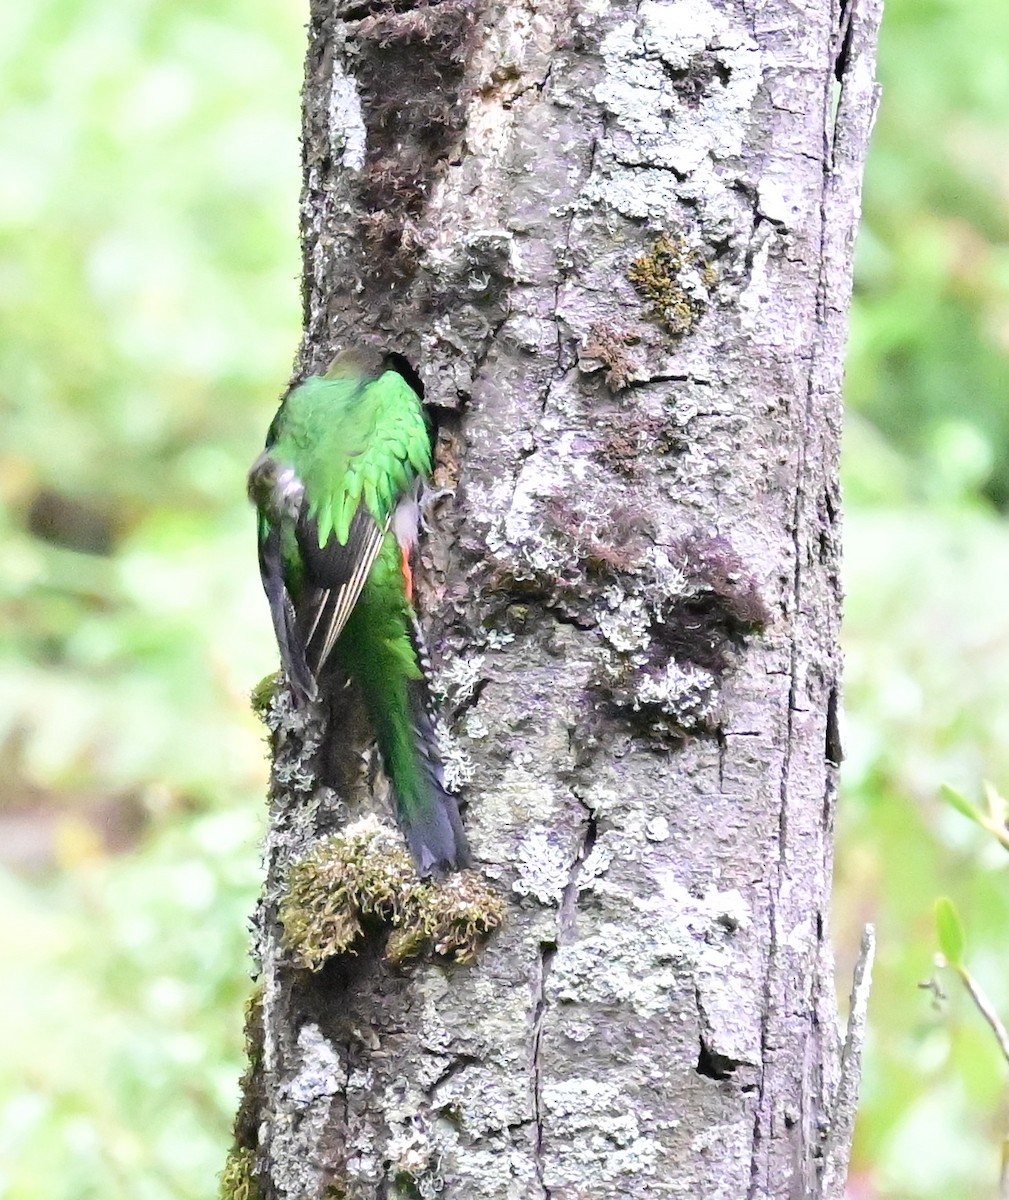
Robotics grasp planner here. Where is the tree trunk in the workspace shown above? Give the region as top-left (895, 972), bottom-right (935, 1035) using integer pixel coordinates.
top-left (226, 0), bottom-right (881, 1197)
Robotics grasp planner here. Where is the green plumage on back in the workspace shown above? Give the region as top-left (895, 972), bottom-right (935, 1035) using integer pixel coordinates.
top-left (248, 349), bottom-right (469, 875)
top-left (273, 362), bottom-right (430, 546)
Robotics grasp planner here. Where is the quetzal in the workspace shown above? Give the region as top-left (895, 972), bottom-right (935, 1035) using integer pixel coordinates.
top-left (247, 348), bottom-right (470, 875)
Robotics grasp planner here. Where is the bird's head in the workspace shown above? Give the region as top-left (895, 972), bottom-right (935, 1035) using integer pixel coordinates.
top-left (247, 452), bottom-right (305, 522)
top-left (324, 347), bottom-right (425, 399)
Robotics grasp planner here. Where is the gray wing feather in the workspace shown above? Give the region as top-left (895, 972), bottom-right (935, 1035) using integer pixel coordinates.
top-left (296, 504), bottom-right (390, 679)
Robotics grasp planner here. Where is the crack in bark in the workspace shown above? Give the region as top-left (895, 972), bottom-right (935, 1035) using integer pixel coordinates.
top-left (558, 801), bottom-right (598, 942)
top-left (831, 0), bottom-right (855, 82)
top-left (539, 113), bottom-right (606, 418)
top-left (613, 157), bottom-right (688, 181)
top-left (624, 371), bottom-right (700, 389)
top-left (342, 1035), bottom-right (352, 1158)
top-left (747, 602), bottom-right (796, 1200)
top-left (531, 940), bottom-right (555, 1200)
top-left (716, 727), bottom-right (727, 792)
top-left (531, 796), bottom-right (598, 1198)
top-left (427, 1051), bottom-right (482, 1095)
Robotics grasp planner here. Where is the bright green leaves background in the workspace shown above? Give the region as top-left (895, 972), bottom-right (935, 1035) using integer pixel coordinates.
top-left (2, 0), bottom-right (1009, 1197)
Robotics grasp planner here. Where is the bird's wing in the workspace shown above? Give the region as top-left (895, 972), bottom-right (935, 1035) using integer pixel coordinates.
top-left (294, 501), bottom-right (390, 680)
top-left (257, 516), bottom-right (317, 704)
top-left (280, 365), bottom-right (431, 684)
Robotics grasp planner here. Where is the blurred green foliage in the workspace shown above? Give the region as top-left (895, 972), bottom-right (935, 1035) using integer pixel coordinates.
top-left (0, 0), bottom-right (304, 1195)
top-left (840, 0), bottom-right (1009, 1195)
top-left (848, 0), bottom-right (1009, 510)
top-left (839, 511), bottom-right (1009, 1197)
top-left (1, 0), bottom-right (1008, 1196)
top-left (0, 814), bottom-right (258, 1199)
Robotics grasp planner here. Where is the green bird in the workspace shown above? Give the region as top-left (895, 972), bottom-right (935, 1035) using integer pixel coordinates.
top-left (248, 348), bottom-right (470, 875)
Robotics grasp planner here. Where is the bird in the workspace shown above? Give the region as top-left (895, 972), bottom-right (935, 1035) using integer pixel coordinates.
top-left (247, 347), bottom-right (470, 875)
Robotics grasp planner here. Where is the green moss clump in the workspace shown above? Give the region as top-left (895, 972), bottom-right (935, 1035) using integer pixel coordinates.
top-left (236, 985), bottom-right (264, 1116)
top-left (220, 984), bottom-right (265, 1197)
top-left (278, 817), bottom-right (505, 969)
top-left (219, 1146), bottom-right (259, 1200)
top-left (418, 870), bottom-right (507, 965)
top-left (279, 820), bottom-right (416, 968)
top-left (627, 233), bottom-right (713, 337)
top-left (250, 672), bottom-right (282, 722)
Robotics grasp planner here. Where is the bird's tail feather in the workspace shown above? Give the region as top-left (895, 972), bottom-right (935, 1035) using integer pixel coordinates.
top-left (358, 618), bottom-right (470, 875)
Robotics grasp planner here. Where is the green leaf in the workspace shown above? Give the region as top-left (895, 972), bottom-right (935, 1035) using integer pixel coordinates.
top-left (940, 784), bottom-right (982, 826)
top-left (935, 896), bottom-right (965, 966)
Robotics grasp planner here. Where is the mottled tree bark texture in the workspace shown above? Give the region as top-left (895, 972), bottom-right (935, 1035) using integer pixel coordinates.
top-left (228, 0), bottom-right (882, 1197)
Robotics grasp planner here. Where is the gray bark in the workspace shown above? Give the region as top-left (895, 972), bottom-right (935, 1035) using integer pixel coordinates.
top-left (229, 0), bottom-right (881, 1197)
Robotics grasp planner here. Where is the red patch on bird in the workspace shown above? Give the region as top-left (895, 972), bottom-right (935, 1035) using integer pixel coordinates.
top-left (401, 545), bottom-right (414, 602)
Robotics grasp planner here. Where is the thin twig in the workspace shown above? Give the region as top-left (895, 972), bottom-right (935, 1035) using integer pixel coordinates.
top-left (946, 962), bottom-right (1009, 1199)
top-left (954, 964), bottom-right (1009, 1069)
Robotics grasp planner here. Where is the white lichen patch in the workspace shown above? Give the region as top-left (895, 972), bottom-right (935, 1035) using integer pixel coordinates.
top-left (635, 659), bottom-right (720, 724)
top-left (644, 879), bottom-right (761, 1065)
top-left (604, 0), bottom-right (760, 166)
top-left (484, 626), bottom-right (515, 650)
top-left (266, 1021), bottom-right (344, 1197)
top-left (597, 590), bottom-right (650, 653)
top-left (432, 1067), bottom-right (532, 1137)
top-left (548, 924), bottom-right (690, 1018)
top-left (541, 1079), bottom-right (661, 1182)
top-left (286, 1023), bottom-right (341, 1106)
top-left (642, 0), bottom-right (755, 72)
top-left (582, 161), bottom-right (690, 223)
top-left (512, 827), bottom-right (571, 904)
top-left (464, 4), bottom-right (560, 158)
top-left (436, 654), bottom-right (486, 708)
top-left (596, 548), bottom-right (688, 657)
top-left (580, 0), bottom-right (612, 17)
top-left (545, 1077), bottom-right (650, 1133)
top-left (641, 876), bottom-right (752, 939)
top-left (549, 876), bottom-right (756, 1021)
top-left (440, 729), bottom-right (476, 792)
top-left (385, 1125), bottom-right (443, 1198)
top-left (689, 1119), bottom-right (751, 1158)
top-left (757, 169), bottom-right (807, 227)
top-left (463, 711), bottom-right (489, 739)
top-left (585, 0), bottom-right (761, 220)
top-left (573, 781), bottom-right (621, 819)
top-left (344, 1078), bottom-right (447, 1192)
top-left (328, 59), bottom-right (366, 172)
top-left (577, 837), bottom-right (616, 889)
top-left (493, 441), bottom-right (596, 576)
top-left (738, 227), bottom-right (775, 328)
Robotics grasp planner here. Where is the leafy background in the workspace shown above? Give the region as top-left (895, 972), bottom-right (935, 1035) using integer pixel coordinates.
top-left (1, 0), bottom-right (1007, 1196)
